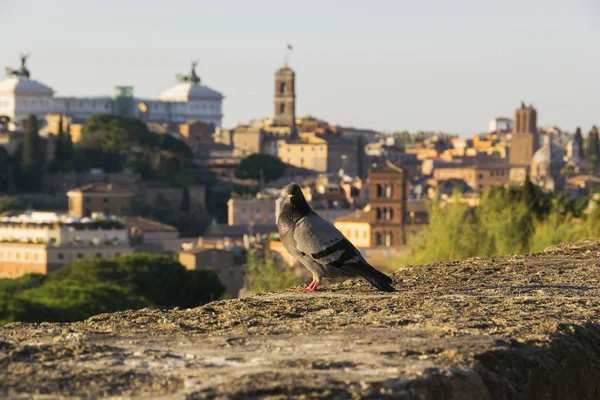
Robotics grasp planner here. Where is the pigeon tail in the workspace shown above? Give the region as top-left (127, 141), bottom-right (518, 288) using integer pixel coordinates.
top-left (363, 270), bottom-right (396, 292)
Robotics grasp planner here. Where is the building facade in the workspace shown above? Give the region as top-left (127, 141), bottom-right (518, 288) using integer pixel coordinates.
top-left (0, 211), bottom-right (132, 278)
top-left (227, 197), bottom-right (279, 226)
top-left (273, 66), bottom-right (296, 129)
top-left (0, 56), bottom-right (223, 129)
top-left (509, 102), bottom-right (539, 166)
top-left (334, 162), bottom-right (406, 248)
top-left (67, 184), bottom-right (134, 218)
top-left (433, 162), bottom-right (511, 192)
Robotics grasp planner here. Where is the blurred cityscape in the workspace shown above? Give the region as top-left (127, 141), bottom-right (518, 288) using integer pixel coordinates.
top-left (0, 53), bottom-right (599, 298)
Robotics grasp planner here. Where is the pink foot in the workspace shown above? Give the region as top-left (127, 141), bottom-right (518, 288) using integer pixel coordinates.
top-left (303, 280), bottom-right (320, 292)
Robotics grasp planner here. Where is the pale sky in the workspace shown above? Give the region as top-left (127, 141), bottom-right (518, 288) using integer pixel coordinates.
top-left (1, 0), bottom-right (598, 135)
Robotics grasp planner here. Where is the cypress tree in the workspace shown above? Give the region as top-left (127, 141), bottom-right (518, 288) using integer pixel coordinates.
top-left (573, 127), bottom-right (584, 160)
top-left (585, 126), bottom-right (599, 173)
top-left (23, 114), bottom-right (43, 191)
top-left (181, 186), bottom-right (191, 211)
top-left (54, 115), bottom-right (65, 164)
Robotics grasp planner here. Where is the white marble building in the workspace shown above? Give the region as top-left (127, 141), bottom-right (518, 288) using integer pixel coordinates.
top-left (0, 56), bottom-right (223, 129)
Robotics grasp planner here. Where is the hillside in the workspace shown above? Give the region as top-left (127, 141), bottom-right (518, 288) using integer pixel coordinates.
top-left (2, 240), bottom-right (600, 399)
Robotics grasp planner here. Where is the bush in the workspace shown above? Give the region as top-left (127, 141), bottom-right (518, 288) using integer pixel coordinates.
top-left (244, 249), bottom-right (300, 293)
top-left (235, 154), bottom-right (286, 182)
top-left (0, 254), bottom-right (225, 325)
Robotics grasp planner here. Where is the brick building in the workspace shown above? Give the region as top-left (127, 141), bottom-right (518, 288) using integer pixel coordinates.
top-left (334, 162), bottom-right (405, 248)
top-left (67, 183), bottom-right (134, 218)
top-left (509, 102), bottom-right (539, 166)
top-left (273, 66), bottom-right (296, 130)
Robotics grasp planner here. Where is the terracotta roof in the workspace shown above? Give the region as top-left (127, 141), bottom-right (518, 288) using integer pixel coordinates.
top-left (122, 216), bottom-right (178, 233)
top-left (334, 210), bottom-right (370, 223)
top-left (371, 161), bottom-right (405, 174)
top-left (203, 223), bottom-right (278, 238)
top-left (68, 183), bottom-right (133, 195)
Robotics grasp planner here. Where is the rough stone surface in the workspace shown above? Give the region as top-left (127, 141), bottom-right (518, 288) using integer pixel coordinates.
top-left (2, 240), bottom-right (600, 399)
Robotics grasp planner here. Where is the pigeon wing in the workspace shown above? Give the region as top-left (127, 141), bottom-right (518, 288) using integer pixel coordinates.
top-left (293, 213), bottom-right (364, 274)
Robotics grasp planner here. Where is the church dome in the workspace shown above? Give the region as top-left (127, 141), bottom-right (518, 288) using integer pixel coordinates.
top-left (0, 77), bottom-right (54, 96)
top-left (158, 82), bottom-right (222, 102)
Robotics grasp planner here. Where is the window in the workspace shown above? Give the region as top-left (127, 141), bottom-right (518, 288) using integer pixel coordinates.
top-left (375, 232), bottom-right (383, 246)
top-left (478, 173), bottom-right (483, 179)
top-left (96, 253), bottom-right (102, 258)
top-left (389, 208), bottom-right (394, 221)
top-left (279, 103), bottom-right (285, 114)
top-left (58, 253), bottom-right (64, 260)
top-left (363, 230), bottom-right (367, 239)
top-left (103, 198), bottom-right (109, 203)
top-left (300, 158), bottom-right (304, 165)
top-left (279, 82), bottom-right (286, 94)
top-left (355, 230), bottom-right (359, 239)
top-left (85, 208), bottom-right (91, 216)
top-left (15, 253), bottom-right (20, 260)
top-left (77, 253), bottom-right (83, 259)
top-left (86, 198), bottom-right (91, 203)
top-left (385, 232), bottom-right (393, 247)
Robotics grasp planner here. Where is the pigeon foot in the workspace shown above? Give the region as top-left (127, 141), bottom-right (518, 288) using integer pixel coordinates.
top-left (303, 280), bottom-right (320, 292)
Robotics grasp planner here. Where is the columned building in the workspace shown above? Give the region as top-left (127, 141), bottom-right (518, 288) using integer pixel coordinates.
top-left (0, 55), bottom-right (223, 129)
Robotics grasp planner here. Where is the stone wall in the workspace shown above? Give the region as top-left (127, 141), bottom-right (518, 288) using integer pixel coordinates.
top-left (1, 240), bottom-right (600, 398)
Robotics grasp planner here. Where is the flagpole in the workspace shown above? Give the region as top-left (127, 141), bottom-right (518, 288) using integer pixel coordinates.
top-left (285, 43), bottom-right (293, 67)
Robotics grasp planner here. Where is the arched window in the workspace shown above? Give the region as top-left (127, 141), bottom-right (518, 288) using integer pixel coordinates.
top-left (376, 207), bottom-right (382, 220)
top-left (376, 184), bottom-right (383, 198)
top-left (375, 232), bottom-right (383, 246)
top-left (280, 82), bottom-right (286, 94)
top-left (386, 185), bottom-right (393, 198)
top-left (279, 103), bottom-right (286, 114)
top-left (389, 208), bottom-right (394, 221)
top-left (385, 232), bottom-right (392, 247)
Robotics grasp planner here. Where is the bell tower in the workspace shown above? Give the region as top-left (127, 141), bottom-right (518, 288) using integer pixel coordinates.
top-left (273, 66), bottom-right (296, 131)
top-left (509, 102), bottom-right (539, 166)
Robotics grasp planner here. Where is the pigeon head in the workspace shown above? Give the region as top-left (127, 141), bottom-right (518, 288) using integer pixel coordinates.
top-left (280, 183), bottom-right (312, 222)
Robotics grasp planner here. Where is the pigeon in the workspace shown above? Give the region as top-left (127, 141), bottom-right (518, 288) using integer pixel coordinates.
top-left (277, 183), bottom-right (395, 292)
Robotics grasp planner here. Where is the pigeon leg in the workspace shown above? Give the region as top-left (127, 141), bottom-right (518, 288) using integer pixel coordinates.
top-left (292, 280), bottom-right (315, 291)
top-left (303, 279), bottom-right (320, 292)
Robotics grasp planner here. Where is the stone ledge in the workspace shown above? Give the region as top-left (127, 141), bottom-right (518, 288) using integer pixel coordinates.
top-left (1, 240), bottom-right (600, 399)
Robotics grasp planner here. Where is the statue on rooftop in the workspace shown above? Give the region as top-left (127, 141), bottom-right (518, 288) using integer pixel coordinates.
top-left (4, 53), bottom-right (30, 78)
top-left (176, 60), bottom-right (201, 84)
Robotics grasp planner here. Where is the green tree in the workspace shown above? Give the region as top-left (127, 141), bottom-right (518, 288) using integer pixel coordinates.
top-left (181, 186), bottom-right (191, 211)
top-left (573, 127), bottom-right (585, 160)
top-left (22, 114), bottom-right (43, 191)
top-left (51, 116), bottom-right (74, 171)
top-left (235, 154), bottom-right (286, 182)
top-left (0, 254), bottom-right (225, 325)
top-left (244, 249), bottom-right (300, 292)
top-left (0, 147), bottom-right (9, 191)
top-left (585, 125), bottom-right (599, 173)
